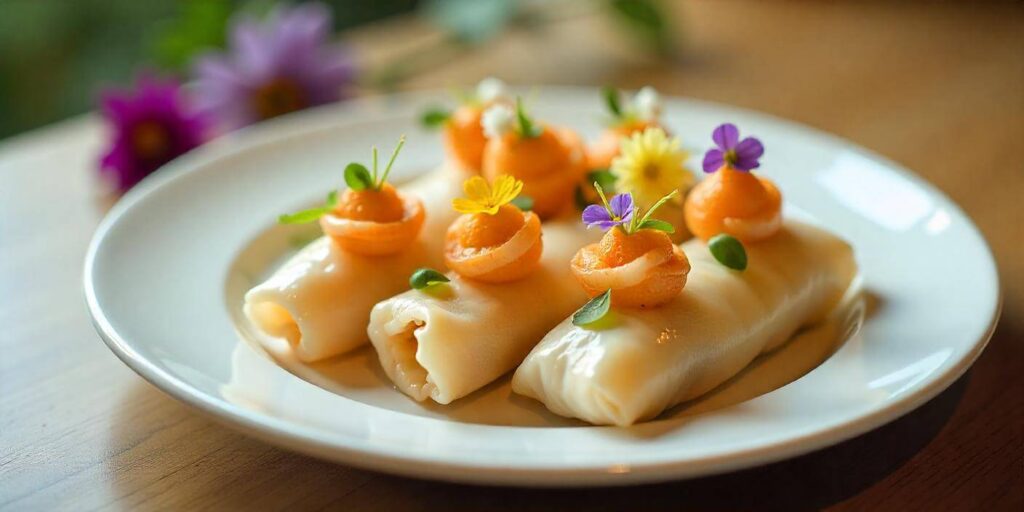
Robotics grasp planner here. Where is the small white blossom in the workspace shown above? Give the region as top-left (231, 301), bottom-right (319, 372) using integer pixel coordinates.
top-left (631, 86), bottom-right (662, 121)
top-left (481, 104), bottom-right (515, 138)
top-left (476, 77), bottom-right (507, 104)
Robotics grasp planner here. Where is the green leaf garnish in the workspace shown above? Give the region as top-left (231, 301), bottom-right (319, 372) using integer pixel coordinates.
top-left (378, 135), bottom-right (406, 187)
top-left (572, 289), bottom-right (612, 326)
top-left (344, 163), bottom-right (373, 191)
top-left (515, 97), bottom-right (542, 138)
top-left (637, 219), bottom-right (674, 233)
top-left (708, 234), bottom-right (748, 271)
top-left (510, 195), bottom-right (534, 211)
top-left (587, 169), bottom-right (617, 191)
top-left (627, 189), bottom-right (678, 234)
top-left (602, 86), bottom-right (622, 118)
top-left (278, 190), bottom-right (339, 224)
top-left (421, 108), bottom-right (451, 129)
top-left (410, 268), bottom-right (450, 290)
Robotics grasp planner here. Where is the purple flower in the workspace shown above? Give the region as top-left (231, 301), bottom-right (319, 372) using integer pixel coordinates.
top-left (583, 193), bottom-right (634, 230)
top-left (702, 123), bottom-right (764, 173)
top-left (99, 76), bottom-right (209, 192)
top-left (193, 2), bottom-right (354, 130)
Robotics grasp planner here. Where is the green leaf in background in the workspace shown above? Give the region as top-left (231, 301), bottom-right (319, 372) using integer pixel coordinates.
top-left (344, 163), bottom-right (374, 191)
top-left (638, 219), bottom-right (674, 233)
top-left (708, 233), bottom-right (748, 271)
top-left (150, 0), bottom-right (231, 71)
top-left (410, 268), bottom-right (450, 290)
top-left (572, 289), bottom-right (613, 327)
top-left (602, 86), bottom-right (622, 118)
top-left (608, 0), bottom-right (674, 58)
top-left (422, 0), bottom-right (515, 43)
top-left (587, 169), bottom-right (617, 192)
top-left (420, 107), bottom-right (451, 129)
top-left (510, 195), bottom-right (534, 211)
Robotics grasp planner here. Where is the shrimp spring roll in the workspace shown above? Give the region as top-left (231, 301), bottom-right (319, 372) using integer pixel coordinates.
top-left (368, 172), bottom-right (598, 404)
top-left (514, 122), bottom-right (858, 426)
top-left (512, 221), bottom-right (857, 425)
top-left (245, 140), bottom-right (464, 362)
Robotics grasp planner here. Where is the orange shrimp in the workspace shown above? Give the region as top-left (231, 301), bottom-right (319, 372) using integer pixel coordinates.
top-left (445, 204), bottom-right (542, 283)
top-left (443, 105), bottom-right (488, 172)
top-left (684, 166), bottom-right (782, 243)
top-left (571, 228), bottom-right (689, 308)
top-left (320, 183), bottom-right (425, 256)
top-left (482, 126), bottom-right (586, 219)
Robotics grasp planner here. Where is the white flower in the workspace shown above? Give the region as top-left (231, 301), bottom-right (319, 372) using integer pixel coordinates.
top-left (481, 104), bottom-right (515, 138)
top-left (631, 86), bottom-right (662, 122)
top-left (476, 77), bottom-right (507, 104)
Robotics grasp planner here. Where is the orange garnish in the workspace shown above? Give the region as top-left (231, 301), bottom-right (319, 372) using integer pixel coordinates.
top-left (321, 190), bottom-right (425, 256)
top-left (443, 105), bottom-right (488, 172)
top-left (684, 166), bottom-right (782, 243)
top-left (444, 176), bottom-right (542, 283)
top-left (332, 183), bottom-right (405, 223)
top-left (482, 127), bottom-right (586, 219)
top-left (570, 228), bottom-right (689, 308)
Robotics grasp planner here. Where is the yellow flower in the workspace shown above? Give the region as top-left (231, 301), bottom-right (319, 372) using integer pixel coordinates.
top-left (611, 127), bottom-right (692, 209)
top-left (452, 175), bottom-right (524, 215)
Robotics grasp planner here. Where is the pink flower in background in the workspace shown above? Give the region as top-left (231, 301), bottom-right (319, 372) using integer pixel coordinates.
top-left (192, 2), bottom-right (354, 130)
top-left (99, 76), bottom-right (209, 192)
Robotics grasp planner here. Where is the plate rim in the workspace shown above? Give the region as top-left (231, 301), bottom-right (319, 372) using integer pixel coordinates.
top-left (83, 86), bottom-right (1002, 486)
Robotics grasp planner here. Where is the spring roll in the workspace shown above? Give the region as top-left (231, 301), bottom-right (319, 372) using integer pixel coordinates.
top-left (244, 166), bottom-right (463, 362)
top-left (367, 221), bottom-right (599, 404)
top-left (512, 220), bottom-right (858, 426)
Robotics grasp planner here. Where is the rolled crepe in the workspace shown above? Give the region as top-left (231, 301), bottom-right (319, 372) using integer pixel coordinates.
top-left (512, 220), bottom-right (858, 426)
top-left (244, 166), bottom-right (464, 362)
top-left (367, 221), bottom-right (600, 404)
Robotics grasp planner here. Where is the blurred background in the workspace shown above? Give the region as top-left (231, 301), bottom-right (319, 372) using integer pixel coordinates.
top-left (0, 0), bottom-right (677, 138)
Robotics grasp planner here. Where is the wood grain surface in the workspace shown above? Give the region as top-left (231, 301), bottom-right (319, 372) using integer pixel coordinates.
top-left (1, 1), bottom-right (1022, 510)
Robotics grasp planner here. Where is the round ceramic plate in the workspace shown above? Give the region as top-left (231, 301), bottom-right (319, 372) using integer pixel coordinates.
top-left (85, 88), bottom-right (1000, 486)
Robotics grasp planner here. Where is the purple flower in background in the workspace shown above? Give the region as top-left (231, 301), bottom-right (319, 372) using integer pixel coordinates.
top-left (193, 2), bottom-right (354, 130)
top-left (99, 76), bottom-right (208, 192)
top-left (702, 123), bottom-right (764, 173)
top-left (583, 192), bottom-right (634, 231)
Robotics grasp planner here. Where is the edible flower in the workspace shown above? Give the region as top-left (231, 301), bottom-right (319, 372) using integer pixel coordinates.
top-left (452, 175), bottom-right (524, 215)
top-left (582, 183), bottom-right (676, 235)
top-left (192, 2), bottom-right (354, 130)
top-left (610, 127), bottom-right (690, 209)
top-left (702, 123), bottom-right (764, 173)
top-left (99, 75), bottom-right (209, 193)
top-left (582, 188), bottom-right (633, 231)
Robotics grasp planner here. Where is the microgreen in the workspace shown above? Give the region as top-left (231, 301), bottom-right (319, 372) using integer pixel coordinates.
top-left (410, 268), bottom-right (450, 290)
top-left (602, 86), bottom-right (623, 118)
top-left (515, 97), bottom-right (542, 138)
top-left (420, 107), bottom-right (451, 129)
top-left (581, 182), bottom-right (676, 234)
top-left (278, 190), bottom-right (338, 224)
top-left (344, 135), bottom-right (406, 191)
top-left (708, 234), bottom-right (748, 271)
top-left (572, 289), bottom-right (612, 326)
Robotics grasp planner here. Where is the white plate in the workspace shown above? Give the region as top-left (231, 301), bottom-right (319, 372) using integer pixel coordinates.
top-left (85, 88), bottom-right (1000, 486)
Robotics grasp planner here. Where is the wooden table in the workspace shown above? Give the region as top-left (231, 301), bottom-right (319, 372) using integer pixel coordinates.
top-left (2, 1), bottom-right (1021, 509)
